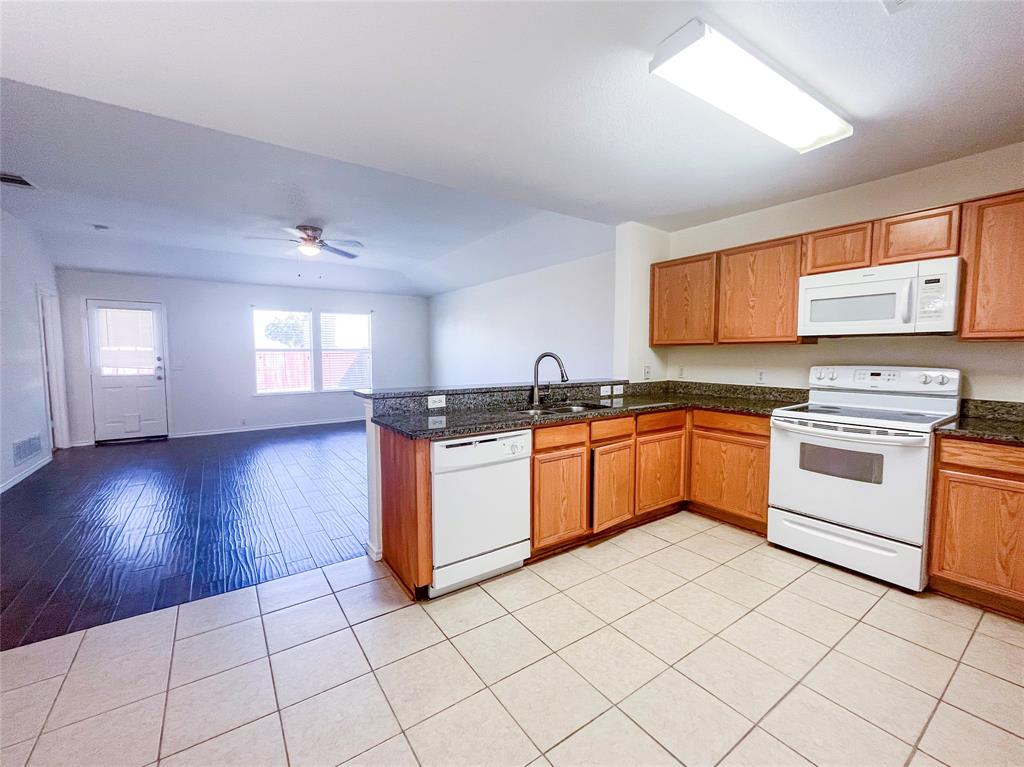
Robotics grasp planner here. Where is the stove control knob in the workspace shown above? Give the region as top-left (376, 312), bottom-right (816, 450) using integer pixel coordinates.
top-left (920, 373), bottom-right (933, 384)
top-left (815, 369), bottom-right (825, 380)
top-left (936, 374), bottom-right (950, 385)
top-left (828, 370), bottom-right (838, 381)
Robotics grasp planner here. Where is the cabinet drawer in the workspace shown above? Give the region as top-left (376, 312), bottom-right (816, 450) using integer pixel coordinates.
top-left (637, 410), bottom-right (687, 433)
top-left (534, 422), bottom-right (589, 451)
top-left (937, 437), bottom-right (1024, 477)
top-left (692, 410), bottom-right (770, 438)
top-left (590, 417), bottom-right (635, 442)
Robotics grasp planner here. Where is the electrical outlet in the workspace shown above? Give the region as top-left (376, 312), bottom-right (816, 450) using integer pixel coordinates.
top-left (642, 364), bottom-right (652, 380)
top-left (600, 398), bottom-right (612, 407)
top-left (241, 418), bottom-right (247, 426)
top-left (613, 384), bottom-right (624, 395)
top-left (600, 385), bottom-right (611, 396)
top-left (428, 415), bottom-right (447, 429)
top-left (612, 397), bottom-right (624, 407)
top-left (676, 365), bottom-right (685, 379)
top-left (427, 394), bottom-right (446, 409)
top-left (755, 370), bottom-right (767, 385)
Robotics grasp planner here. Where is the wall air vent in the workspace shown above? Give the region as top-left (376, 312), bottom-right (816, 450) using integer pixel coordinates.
top-left (12, 434), bottom-right (43, 465)
top-left (0, 173), bottom-right (34, 188)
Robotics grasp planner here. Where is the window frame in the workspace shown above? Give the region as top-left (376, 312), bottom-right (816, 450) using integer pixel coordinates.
top-left (252, 307), bottom-right (315, 396)
top-left (251, 308), bottom-right (373, 396)
top-left (318, 311), bottom-right (373, 393)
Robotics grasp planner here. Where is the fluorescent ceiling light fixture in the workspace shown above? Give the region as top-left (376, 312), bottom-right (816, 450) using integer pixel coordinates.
top-left (297, 242), bottom-right (321, 256)
top-left (650, 19), bottom-right (853, 153)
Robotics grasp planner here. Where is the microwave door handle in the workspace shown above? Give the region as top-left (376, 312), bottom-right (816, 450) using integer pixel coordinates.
top-left (900, 281), bottom-right (913, 323)
top-left (770, 418), bottom-right (929, 447)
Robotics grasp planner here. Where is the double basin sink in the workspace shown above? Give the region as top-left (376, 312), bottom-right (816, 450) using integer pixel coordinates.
top-left (515, 401), bottom-right (612, 417)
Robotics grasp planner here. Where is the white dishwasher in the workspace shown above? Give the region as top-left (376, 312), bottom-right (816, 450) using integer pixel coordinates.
top-left (430, 430), bottom-right (532, 597)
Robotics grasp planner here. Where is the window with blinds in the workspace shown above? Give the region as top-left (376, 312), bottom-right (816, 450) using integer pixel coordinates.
top-left (320, 313), bottom-right (372, 391)
top-left (253, 309), bottom-right (313, 393)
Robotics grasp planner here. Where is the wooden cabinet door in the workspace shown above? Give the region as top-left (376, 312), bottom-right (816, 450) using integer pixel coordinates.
top-left (717, 238), bottom-right (801, 343)
top-left (689, 430), bottom-right (769, 523)
top-left (872, 204), bottom-right (961, 265)
top-left (960, 191), bottom-right (1024, 339)
top-left (635, 429), bottom-right (685, 513)
top-left (532, 445), bottom-right (589, 550)
top-left (592, 439), bottom-right (635, 532)
top-left (650, 254), bottom-right (717, 345)
top-left (802, 222), bottom-right (873, 275)
top-left (930, 469), bottom-right (1024, 600)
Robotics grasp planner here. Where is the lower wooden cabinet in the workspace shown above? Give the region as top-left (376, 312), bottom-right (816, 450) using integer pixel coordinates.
top-left (635, 429), bottom-right (686, 514)
top-left (929, 437), bottom-right (1024, 617)
top-left (689, 428), bottom-right (769, 526)
top-left (532, 445), bottom-right (590, 550)
top-left (592, 439), bottom-right (635, 532)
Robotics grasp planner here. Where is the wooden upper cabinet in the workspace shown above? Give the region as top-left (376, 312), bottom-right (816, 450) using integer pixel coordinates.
top-left (717, 237), bottom-right (801, 343)
top-left (872, 204), bottom-right (961, 265)
top-left (802, 222), bottom-right (873, 275)
top-left (930, 468), bottom-right (1024, 611)
top-left (960, 191), bottom-right (1024, 339)
top-left (532, 445), bottom-right (589, 550)
top-left (650, 253), bottom-right (717, 345)
top-left (635, 429), bottom-right (685, 514)
top-left (689, 429), bottom-right (769, 525)
top-left (592, 439), bottom-right (635, 533)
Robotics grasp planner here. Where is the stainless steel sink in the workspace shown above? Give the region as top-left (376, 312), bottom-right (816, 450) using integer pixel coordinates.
top-left (514, 408), bottom-right (554, 416)
top-left (546, 401), bottom-right (612, 414)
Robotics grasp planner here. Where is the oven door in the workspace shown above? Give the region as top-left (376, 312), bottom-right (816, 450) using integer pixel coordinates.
top-left (768, 417), bottom-right (932, 545)
top-left (798, 271), bottom-right (916, 336)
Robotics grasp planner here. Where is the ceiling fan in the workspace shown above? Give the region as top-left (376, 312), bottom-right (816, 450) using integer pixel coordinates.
top-left (246, 225), bottom-right (363, 259)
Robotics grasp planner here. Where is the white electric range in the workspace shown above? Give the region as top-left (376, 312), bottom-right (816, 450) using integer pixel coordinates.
top-left (767, 365), bottom-right (961, 591)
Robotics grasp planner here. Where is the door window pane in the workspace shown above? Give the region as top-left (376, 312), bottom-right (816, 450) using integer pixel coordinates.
top-left (96, 308), bottom-right (156, 375)
top-left (799, 442), bottom-right (884, 484)
top-left (320, 313), bottom-right (372, 390)
top-left (254, 310), bottom-right (312, 393)
top-left (809, 292), bottom-right (897, 323)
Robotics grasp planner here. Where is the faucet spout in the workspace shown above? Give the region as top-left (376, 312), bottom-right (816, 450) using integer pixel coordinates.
top-left (532, 352), bottom-right (569, 407)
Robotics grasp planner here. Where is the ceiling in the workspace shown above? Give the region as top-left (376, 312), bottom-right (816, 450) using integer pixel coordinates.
top-left (0, 80), bottom-right (612, 295)
top-left (2, 1), bottom-right (1021, 233)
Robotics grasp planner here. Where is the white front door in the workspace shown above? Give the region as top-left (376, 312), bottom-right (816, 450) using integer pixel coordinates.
top-left (87, 299), bottom-right (168, 441)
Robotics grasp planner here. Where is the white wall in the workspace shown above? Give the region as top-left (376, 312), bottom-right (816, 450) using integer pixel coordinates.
top-left (1, 211), bottom-right (56, 489)
top-left (429, 251), bottom-right (615, 386)
top-left (616, 142), bottom-right (1024, 400)
top-left (58, 270), bottom-right (430, 444)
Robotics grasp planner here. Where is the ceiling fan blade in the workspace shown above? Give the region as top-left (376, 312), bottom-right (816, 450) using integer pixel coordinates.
top-left (282, 227), bottom-right (306, 239)
top-left (244, 236), bottom-right (296, 241)
top-left (324, 239), bottom-right (364, 248)
top-left (320, 243), bottom-right (359, 259)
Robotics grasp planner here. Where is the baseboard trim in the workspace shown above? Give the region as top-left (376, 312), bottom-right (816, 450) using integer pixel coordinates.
top-left (170, 416), bottom-right (363, 439)
top-left (366, 542), bottom-right (383, 561)
top-left (1, 454), bottom-right (53, 493)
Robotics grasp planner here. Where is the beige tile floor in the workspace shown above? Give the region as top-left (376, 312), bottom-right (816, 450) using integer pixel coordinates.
top-left (2, 511), bottom-right (1022, 767)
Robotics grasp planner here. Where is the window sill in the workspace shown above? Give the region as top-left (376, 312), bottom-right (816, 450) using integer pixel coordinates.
top-left (252, 388), bottom-right (364, 397)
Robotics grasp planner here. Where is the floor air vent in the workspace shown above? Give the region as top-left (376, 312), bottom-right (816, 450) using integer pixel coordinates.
top-left (13, 435), bottom-right (43, 465)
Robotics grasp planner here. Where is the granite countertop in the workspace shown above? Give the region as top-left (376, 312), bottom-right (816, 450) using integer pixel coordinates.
top-left (938, 417), bottom-right (1024, 446)
top-left (371, 394), bottom-right (802, 440)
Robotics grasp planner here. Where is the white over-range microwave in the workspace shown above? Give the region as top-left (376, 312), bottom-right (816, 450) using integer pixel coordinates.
top-left (797, 256), bottom-right (960, 336)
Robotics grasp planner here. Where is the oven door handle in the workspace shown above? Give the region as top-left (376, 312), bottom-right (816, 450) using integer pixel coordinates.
top-left (771, 418), bottom-right (929, 447)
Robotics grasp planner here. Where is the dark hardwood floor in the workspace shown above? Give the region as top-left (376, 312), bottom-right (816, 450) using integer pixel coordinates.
top-left (0, 421), bottom-right (369, 650)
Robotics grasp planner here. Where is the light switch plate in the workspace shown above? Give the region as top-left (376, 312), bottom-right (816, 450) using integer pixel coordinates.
top-left (600, 385), bottom-right (612, 396)
top-left (428, 415), bottom-right (447, 429)
top-left (600, 398), bottom-right (612, 407)
top-left (612, 397), bottom-right (624, 407)
top-left (642, 365), bottom-right (652, 380)
top-left (612, 384), bottom-right (624, 395)
top-left (427, 394), bottom-right (446, 409)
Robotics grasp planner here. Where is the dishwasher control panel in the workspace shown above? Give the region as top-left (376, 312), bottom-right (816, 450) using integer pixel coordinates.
top-left (432, 430), bottom-right (533, 472)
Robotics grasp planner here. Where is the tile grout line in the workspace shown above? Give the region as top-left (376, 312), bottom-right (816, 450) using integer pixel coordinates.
top-left (707, 580), bottom-right (891, 767)
top-left (154, 606), bottom-right (181, 763)
top-left (901, 608), bottom-right (984, 767)
top-left (22, 629), bottom-right (86, 765)
top-left (254, 579), bottom-right (292, 767)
